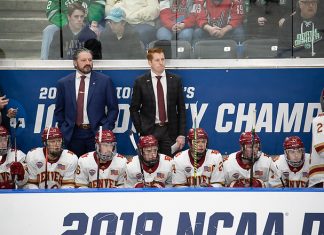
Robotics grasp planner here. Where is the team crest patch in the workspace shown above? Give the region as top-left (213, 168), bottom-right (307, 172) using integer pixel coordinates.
top-left (204, 166), bottom-right (211, 172)
top-left (232, 173), bottom-right (239, 179)
top-left (136, 173), bottom-right (143, 181)
top-left (36, 161), bottom-right (43, 169)
top-left (157, 172), bottom-right (165, 179)
top-left (283, 172), bottom-right (289, 178)
top-left (89, 169), bottom-right (96, 176)
top-left (185, 167), bottom-right (192, 173)
top-left (57, 164), bottom-right (66, 170)
top-left (111, 169), bottom-right (119, 176)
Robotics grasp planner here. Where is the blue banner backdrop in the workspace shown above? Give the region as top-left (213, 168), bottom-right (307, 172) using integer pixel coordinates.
top-left (0, 68), bottom-right (323, 155)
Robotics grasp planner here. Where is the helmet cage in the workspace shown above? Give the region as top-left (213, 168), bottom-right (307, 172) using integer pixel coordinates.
top-left (96, 142), bottom-right (117, 161)
top-left (284, 148), bottom-right (305, 168)
top-left (283, 136), bottom-right (305, 168)
top-left (138, 135), bottom-right (159, 167)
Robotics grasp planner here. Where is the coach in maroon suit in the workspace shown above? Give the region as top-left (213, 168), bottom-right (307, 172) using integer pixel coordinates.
top-left (130, 48), bottom-right (186, 156)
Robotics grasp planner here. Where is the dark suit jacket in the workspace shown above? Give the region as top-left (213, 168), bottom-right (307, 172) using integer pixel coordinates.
top-left (54, 71), bottom-right (119, 145)
top-left (0, 89), bottom-right (10, 130)
top-left (130, 71), bottom-right (186, 141)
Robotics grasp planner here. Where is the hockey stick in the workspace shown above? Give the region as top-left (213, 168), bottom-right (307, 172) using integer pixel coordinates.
top-left (96, 126), bottom-right (102, 188)
top-left (193, 117), bottom-right (198, 187)
top-left (129, 130), bottom-right (146, 187)
top-left (44, 126), bottom-right (50, 189)
top-left (249, 110), bottom-right (256, 187)
top-left (13, 118), bottom-right (21, 189)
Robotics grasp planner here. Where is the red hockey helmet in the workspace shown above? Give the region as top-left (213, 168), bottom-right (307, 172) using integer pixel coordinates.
top-left (283, 136), bottom-right (304, 150)
top-left (239, 132), bottom-right (261, 162)
top-left (95, 130), bottom-right (116, 143)
top-left (138, 135), bottom-right (158, 149)
top-left (239, 132), bottom-right (260, 146)
top-left (283, 136), bottom-right (305, 168)
top-left (138, 135), bottom-right (159, 166)
top-left (187, 128), bottom-right (208, 146)
top-left (41, 127), bottom-right (63, 142)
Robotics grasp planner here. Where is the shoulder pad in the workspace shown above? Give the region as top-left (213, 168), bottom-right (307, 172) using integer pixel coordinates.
top-left (80, 153), bottom-right (89, 158)
top-left (67, 150), bottom-right (76, 155)
top-left (164, 155), bottom-right (173, 161)
top-left (272, 155), bottom-right (280, 162)
top-left (174, 152), bottom-right (182, 158)
top-left (211, 150), bottom-right (220, 155)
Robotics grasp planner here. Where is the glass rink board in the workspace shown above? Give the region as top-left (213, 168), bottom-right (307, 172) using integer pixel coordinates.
top-left (0, 188), bottom-right (324, 235)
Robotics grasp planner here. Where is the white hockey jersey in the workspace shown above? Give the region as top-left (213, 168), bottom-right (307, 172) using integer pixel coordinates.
top-left (269, 154), bottom-right (310, 188)
top-left (25, 148), bottom-right (78, 189)
top-left (124, 154), bottom-right (173, 188)
top-left (75, 151), bottom-right (127, 188)
top-left (223, 151), bottom-right (278, 187)
top-left (0, 148), bottom-right (27, 189)
top-left (172, 149), bottom-right (224, 187)
top-left (309, 112), bottom-right (324, 187)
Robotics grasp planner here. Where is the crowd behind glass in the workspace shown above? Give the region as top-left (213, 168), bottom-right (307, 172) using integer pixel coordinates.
top-left (37, 0), bottom-right (324, 60)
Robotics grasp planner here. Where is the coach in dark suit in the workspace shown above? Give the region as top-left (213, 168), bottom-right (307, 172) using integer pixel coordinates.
top-left (54, 48), bottom-right (118, 157)
top-left (130, 48), bottom-right (186, 156)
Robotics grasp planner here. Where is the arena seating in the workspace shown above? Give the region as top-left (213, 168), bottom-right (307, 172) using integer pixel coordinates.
top-left (193, 40), bottom-right (238, 59)
top-left (148, 40), bottom-right (192, 59)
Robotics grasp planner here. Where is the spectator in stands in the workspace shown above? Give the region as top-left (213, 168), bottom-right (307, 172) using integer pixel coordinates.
top-left (105, 0), bottom-right (160, 48)
top-left (0, 48), bottom-right (5, 58)
top-left (246, 0), bottom-right (293, 39)
top-left (193, 0), bottom-right (245, 43)
top-left (157, 0), bottom-right (200, 43)
top-left (41, 0), bottom-right (105, 60)
top-left (48, 3), bottom-right (99, 60)
top-left (277, 0), bottom-right (324, 58)
top-left (100, 7), bottom-right (145, 59)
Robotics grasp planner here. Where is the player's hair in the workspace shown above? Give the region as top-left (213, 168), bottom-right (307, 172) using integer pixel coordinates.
top-left (72, 48), bottom-right (93, 61)
top-left (67, 2), bottom-right (86, 16)
top-left (147, 48), bottom-right (164, 61)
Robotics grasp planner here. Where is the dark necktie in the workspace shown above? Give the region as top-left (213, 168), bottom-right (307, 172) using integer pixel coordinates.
top-left (156, 76), bottom-right (166, 123)
top-left (76, 75), bottom-right (86, 126)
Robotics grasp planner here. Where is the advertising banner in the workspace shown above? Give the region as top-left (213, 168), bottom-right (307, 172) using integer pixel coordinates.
top-left (0, 68), bottom-right (323, 155)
